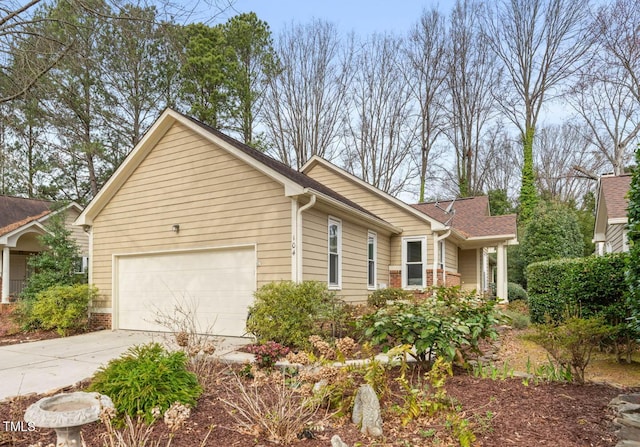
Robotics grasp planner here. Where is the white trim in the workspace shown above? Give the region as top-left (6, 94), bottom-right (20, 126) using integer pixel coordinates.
top-left (367, 231), bottom-right (377, 290)
top-left (328, 216), bottom-right (342, 290)
top-left (401, 236), bottom-right (427, 289)
top-left (291, 199), bottom-right (298, 282)
top-left (301, 156), bottom-right (446, 231)
top-left (608, 217), bottom-right (628, 225)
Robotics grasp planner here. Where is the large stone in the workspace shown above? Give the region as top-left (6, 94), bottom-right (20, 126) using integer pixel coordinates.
top-left (351, 384), bottom-right (383, 437)
top-left (331, 434), bottom-right (349, 447)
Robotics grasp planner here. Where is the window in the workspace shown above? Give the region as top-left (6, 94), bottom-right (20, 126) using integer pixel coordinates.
top-left (402, 237), bottom-right (426, 287)
top-left (328, 217), bottom-right (342, 289)
top-left (367, 231), bottom-right (377, 289)
top-left (74, 256), bottom-right (89, 274)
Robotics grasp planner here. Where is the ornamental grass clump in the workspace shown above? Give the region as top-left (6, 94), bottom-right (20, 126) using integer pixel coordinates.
top-left (246, 341), bottom-right (291, 369)
top-left (88, 343), bottom-right (202, 423)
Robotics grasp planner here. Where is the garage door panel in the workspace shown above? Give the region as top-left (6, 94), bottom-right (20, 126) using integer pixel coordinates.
top-left (116, 247), bottom-right (255, 337)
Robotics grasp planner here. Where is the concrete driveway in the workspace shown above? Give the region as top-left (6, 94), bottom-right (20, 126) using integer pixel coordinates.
top-left (0, 330), bottom-right (251, 401)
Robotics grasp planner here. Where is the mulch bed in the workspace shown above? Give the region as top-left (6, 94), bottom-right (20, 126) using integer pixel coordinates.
top-left (0, 363), bottom-right (625, 447)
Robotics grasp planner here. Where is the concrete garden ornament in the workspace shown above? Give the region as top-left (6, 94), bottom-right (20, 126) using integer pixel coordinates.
top-left (25, 391), bottom-right (114, 447)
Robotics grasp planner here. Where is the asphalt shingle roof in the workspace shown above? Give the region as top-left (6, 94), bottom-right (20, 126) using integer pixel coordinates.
top-left (601, 174), bottom-right (631, 219)
top-left (411, 196), bottom-right (517, 239)
top-left (0, 196), bottom-right (53, 236)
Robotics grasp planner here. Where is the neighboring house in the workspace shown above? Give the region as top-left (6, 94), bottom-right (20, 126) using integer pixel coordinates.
top-left (74, 108), bottom-right (518, 337)
top-left (0, 197), bottom-right (88, 303)
top-left (594, 174), bottom-right (632, 255)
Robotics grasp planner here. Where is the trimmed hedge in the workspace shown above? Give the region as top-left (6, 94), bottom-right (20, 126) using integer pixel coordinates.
top-left (527, 253), bottom-right (627, 324)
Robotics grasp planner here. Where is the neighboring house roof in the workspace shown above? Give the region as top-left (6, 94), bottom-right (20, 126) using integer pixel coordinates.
top-left (0, 196), bottom-right (53, 237)
top-left (601, 175), bottom-right (631, 220)
top-left (594, 174), bottom-right (631, 243)
top-left (412, 196), bottom-right (518, 245)
top-left (75, 109), bottom-right (400, 234)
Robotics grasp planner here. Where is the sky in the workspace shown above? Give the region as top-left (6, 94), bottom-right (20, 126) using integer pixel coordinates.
top-left (198, 0), bottom-right (456, 36)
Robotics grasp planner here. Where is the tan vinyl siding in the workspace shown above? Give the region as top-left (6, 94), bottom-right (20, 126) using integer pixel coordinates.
top-left (301, 205), bottom-right (391, 303)
top-left (64, 208), bottom-right (89, 256)
top-left (91, 122), bottom-right (292, 309)
top-left (458, 248), bottom-right (479, 291)
top-left (306, 163), bottom-right (434, 265)
top-left (606, 223), bottom-right (625, 253)
top-left (443, 239), bottom-right (458, 271)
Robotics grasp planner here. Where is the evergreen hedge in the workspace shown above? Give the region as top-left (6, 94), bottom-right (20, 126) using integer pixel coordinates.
top-left (527, 253), bottom-right (627, 325)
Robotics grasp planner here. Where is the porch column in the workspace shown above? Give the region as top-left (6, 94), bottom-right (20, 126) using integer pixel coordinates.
top-left (496, 242), bottom-right (507, 303)
top-left (1, 246), bottom-right (10, 304)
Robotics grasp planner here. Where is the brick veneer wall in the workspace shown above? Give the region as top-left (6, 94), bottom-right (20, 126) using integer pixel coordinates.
top-left (390, 269), bottom-right (461, 289)
top-left (89, 312), bottom-right (112, 330)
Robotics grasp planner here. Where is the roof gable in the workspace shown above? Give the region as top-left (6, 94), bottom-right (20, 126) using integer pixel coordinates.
top-left (76, 109), bottom-right (392, 229)
top-left (594, 174), bottom-right (631, 242)
top-left (301, 156), bottom-right (447, 231)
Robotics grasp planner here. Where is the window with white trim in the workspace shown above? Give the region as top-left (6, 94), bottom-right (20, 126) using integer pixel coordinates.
top-left (367, 231), bottom-right (377, 289)
top-left (328, 217), bottom-right (342, 289)
top-left (402, 236), bottom-right (426, 288)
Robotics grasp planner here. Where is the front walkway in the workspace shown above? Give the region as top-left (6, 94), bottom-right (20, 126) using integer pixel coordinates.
top-left (0, 330), bottom-right (251, 401)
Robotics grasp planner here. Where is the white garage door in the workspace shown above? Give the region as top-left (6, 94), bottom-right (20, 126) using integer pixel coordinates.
top-left (115, 247), bottom-right (256, 337)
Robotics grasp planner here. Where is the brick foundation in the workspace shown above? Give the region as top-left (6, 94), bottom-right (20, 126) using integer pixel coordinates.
top-left (389, 269), bottom-right (462, 289)
top-left (0, 303), bottom-right (16, 315)
top-left (89, 312), bottom-right (112, 330)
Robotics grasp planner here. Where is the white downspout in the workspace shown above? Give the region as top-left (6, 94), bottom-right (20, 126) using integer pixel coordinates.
top-left (295, 195), bottom-right (317, 283)
top-left (433, 230), bottom-right (451, 287)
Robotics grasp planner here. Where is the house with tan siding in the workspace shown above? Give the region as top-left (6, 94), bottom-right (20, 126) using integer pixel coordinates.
top-left (0, 198), bottom-right (87, 303)
top-left (594, 174), bottom-right (631, 255)
top-left (75, 109), bottom-right (517, 337)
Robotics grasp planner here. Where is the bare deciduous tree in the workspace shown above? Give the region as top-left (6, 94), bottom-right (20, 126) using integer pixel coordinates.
top-left (569, 0), bottom-right (640, 175)
top-left (262, 20), bottom-right (353, 169)
top-left (535, 123), bottom-right (601, 204)
top-left (341, 33), bottom-right (416, 196)
top-left (445, 0), bottom-right (500, 198)
top-left (484, 0), bottom-right (592, 220)
top-left (403, 8), bottom-right (447, 202)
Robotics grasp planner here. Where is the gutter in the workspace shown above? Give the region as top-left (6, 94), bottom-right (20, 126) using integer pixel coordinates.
top-left (295, 194), bottom-right (317, 282)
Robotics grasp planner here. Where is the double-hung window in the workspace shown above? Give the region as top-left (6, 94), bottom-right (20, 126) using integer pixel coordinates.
top-left (402, 236), bottom-right (426, 288)
top-left (367, 231), bottom-right (377, 289)
top-left (328, 217), bottom-right (342, 289)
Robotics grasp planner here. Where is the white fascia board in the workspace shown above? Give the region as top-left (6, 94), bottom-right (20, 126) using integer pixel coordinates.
top-left (75, 109), bottom-right (177, 226)
top-left (301, 156), bottom-right (446, 231)
top-left (608, 218), bottom-right (628, 225)
top-left (0, 221), bottom-right (48, 246)
top-left (305, 188), bottom-right (403, 234)
top-left (75, 109), bottom-right (305, 227)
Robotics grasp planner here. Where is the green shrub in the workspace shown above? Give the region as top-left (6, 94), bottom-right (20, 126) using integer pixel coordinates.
top-left (507, 282), bottom-right (528, 302)
top-left (88, 343), bottom-right (202, 423)
top-left (527, 258), bottom-right (582, 324)
top-left (367, 287), bottom-right (414, 308)
top-left (520, 201), bottom-right (584, 276)
top-left (27, 284), bottom-right (96, 336)
top-left (358, 287), bottom-right (501, 368)
top-left (527, 317), bottom-right (612, 384)
top-left (502, 309), bottom-right (530, 329)
top-left (246, 281), bottom-right (344, 349)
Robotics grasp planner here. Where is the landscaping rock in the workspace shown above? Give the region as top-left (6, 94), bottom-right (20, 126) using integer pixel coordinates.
top-left (351, 384), bottom-right (383, 437)
top-left (611, 393), bottom-right (640, 445)
top-left (330, 435), bottom-right (349, 447)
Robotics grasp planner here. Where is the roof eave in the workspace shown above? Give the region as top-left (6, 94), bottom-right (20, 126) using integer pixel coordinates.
top-left (302, 156), bottom-right (446, 231)
top-left (305, 188), bottom-right (402, 234)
